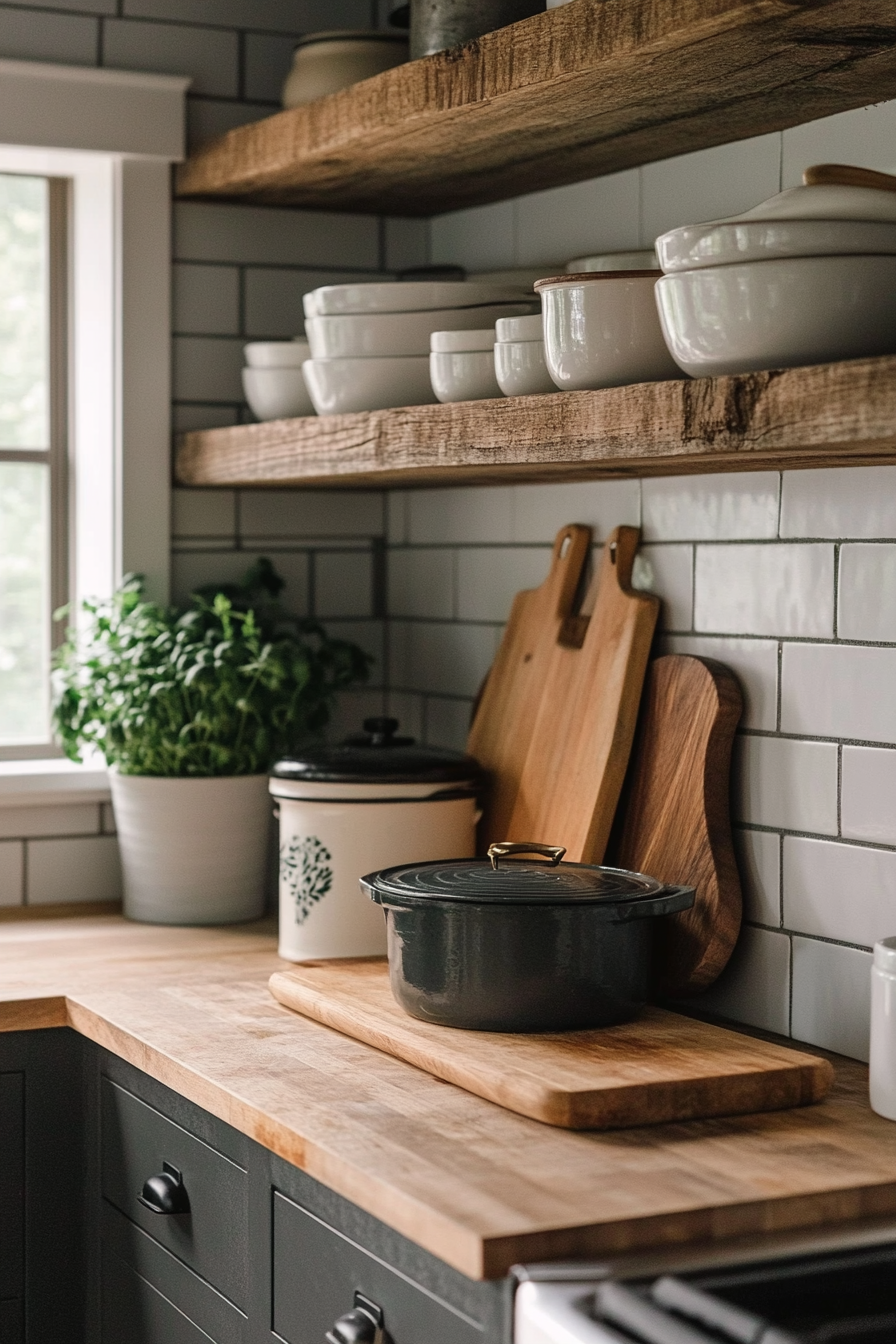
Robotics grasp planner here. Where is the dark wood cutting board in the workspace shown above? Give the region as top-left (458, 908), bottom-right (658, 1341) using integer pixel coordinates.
top-left (269, 959), bottom-right (832, 1131)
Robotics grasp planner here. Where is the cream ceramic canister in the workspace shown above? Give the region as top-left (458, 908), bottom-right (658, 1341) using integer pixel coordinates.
top-left (871, 936), bottom-right (896, 1121)
top-left (269, 718), bottom-right (482, 961)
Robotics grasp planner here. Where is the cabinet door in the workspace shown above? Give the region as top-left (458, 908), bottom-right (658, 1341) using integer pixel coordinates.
top-left (0, 1073), bottom-right (24, 1306)
top-left (273, 1192), bottom-right (484, 1344)
top-left (101, 1244), bottom-right (223, 1344)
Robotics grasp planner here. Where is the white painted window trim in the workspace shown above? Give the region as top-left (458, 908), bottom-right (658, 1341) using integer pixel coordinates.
top-left (0, 62), bottom-right (189, 787)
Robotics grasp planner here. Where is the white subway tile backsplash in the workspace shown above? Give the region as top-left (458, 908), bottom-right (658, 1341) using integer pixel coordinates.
top-left (0, 805), bottom-right (100, 840)
top-left (424, 697), bottom-right (473, 753)
top-left (314, 550), bottom-right (373, 618)
top-left (791, 937), bottom-right (872, 1062)
top-left (642, 473), bottom-right (779, 542)
top-left (389, 620), bottom-right (497, 697)
top-left (171, 488), bottom-right (236, 540)
top-left (0, 6), bottom-right (98, 65)
top-left (733, 736), bottom-right (837, 834)
top-left (239, 490), bottom-right (383, 540)
top-left (386, 492), bottom-right (409, 546)
top-left (407, 487), bottom-right (514, 545)
top-left (641, 134), bottom-right (782, 246)
top-left (695, 544), bottom-right (834, 638)
top-left (842, 747), bottom-right (896, 846)
top-left (173, 263), bottom-right (240, 336)
top-left (27, 835), bottom-right (122, 905)
top-left (173, 404), bottom-right (239, 433)
top-left (244, 32), bottom-right (297, 104)
top-left (384, 690), bottom-right (424, 741)
top-left (838, 544), bottom-right (896, 642)
top-left (174, 201), bottom-right (379, 269)
top-left (780, 465), bottom-right (896, 539)
top-left (384, 218), bottom-right (430, 273)
top-left (173, 336), bottom-right (245, 404)
top-left (784, 836), bottom-right (896, 948)
top-left (697, 925), bottom-right (791, 1036)
top-left (515, 169), bottom-right (640, 267)
top-left (0, 841), bottom-right (23, 907)
top-left (661, 635), bottom-right (778, 731)
top-left (734, 828), bottom-right (780, 926)
top-left (430, 199), bottom-right (516, 273)
top-left (457, 547), bottom-right (550, 623)
top-left (510, 479), bottom-right (640, 543)
top-left (103, 18), bottom-right (238, 96)
top-left (122, 0), bottom-right (371, 35)
top-left (635, 544), bottom-right (693, 632)
top-left (187, 97), bottom-right (272, 153)
top-left (244, 267), bottom-right (386, 339)
top-left (323, 619), bottom-right (384, 680)
top-left (388, 549), bottom-right (455, 620)
top-left (171, 548), bottom-right (310, 615)
top-left (782, 102), bottom-right (896, 189)
top-left (781, 644), bottom-right (896, 744)
top-left (326, 687), bottom-right (386, 742)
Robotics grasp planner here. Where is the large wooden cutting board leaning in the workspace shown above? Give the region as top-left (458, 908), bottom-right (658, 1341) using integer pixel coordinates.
top-left (470, 525), bottom-right (659, 862)
top-left (269, 960), bottom-right (833, 1130)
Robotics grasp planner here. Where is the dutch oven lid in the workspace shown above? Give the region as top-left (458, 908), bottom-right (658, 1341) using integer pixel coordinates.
top-left (366, 842), bottom-right (668, 906)
top-left (272, 717), bottom-right (482, 785)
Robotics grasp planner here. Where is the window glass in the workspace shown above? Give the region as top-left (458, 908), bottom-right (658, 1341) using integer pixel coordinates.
top-left (0, 175), bottom-right (48, 450)
top-left (0, 461), bottom-right (49, 744)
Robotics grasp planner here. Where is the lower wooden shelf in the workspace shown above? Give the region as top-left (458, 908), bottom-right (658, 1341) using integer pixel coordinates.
top-left (174, 355), bottom-right (896, 490)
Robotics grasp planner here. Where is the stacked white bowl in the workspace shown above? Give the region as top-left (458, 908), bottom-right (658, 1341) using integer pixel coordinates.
top-left (301, 281), bottom-right (538, 415)
top-left (243, 340), bottom-right (315, 420)
top-left (494, 312), bottom-right (556, 396)
top-left (430, 328), bottom-right (504, 403)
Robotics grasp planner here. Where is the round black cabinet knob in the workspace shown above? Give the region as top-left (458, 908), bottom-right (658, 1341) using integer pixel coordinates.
top-left (138, 1162), bottom-right (189, 1216)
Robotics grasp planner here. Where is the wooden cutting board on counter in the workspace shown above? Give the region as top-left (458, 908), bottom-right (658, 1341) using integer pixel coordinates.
top-left (269, 960), bottom-right (832, 1131)
top-left (471, 525), bottom-right (659, 862)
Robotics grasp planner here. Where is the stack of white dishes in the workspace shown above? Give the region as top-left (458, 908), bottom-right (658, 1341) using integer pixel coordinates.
top-left (302, 281), bottom-right (537, 414)
top-left (654, 171), bottom-right (896, 377)
top-left (494, 313), bottom-right (556, 396)
top-left (242, 341), bottom-right (315, 420)
top-left (566, 249), bottom-right (659, 272)
top-left (430, 329), bottom-right (503, 403)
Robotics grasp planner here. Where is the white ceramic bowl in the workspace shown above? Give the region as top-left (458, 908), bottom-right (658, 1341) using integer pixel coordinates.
top-left (303, 280), bottom-right (532, 318)
top-left (282, 31), bottom-right (407, 109)
top-left (244, 340), bottom-right (310, 369)
top-left (242, 366), bottom-right (316, 420)
top-left (495, 312), bottom-right (542, 342)
top-left (430, 350), bottom-right (503, 402)
top-left (536, 271), bottom-right (681, 391)
top-left (302, 355), bottom-right (436, 415)
top-left (565, 249), bottom-right (658, 273)
top-left (305, 301), bottom-right (536, 358)
top-left (494, 340), bottom-right (557, 396)
top-left (655, 253), bottom-right (896, 378)
top-left (430, 328), bottom-right (495, 353)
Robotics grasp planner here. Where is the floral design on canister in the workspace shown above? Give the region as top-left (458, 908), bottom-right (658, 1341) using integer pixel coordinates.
top-left (279, 835), bottom-right (333, 924)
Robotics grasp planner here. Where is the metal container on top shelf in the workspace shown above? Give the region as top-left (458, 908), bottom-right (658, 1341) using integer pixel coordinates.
top-left (410, 0), bottom-right (545, 59)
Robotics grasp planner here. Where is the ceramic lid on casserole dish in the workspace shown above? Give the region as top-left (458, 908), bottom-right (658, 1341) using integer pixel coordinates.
top-left (657, 179), bottom-right (896, 274)
top-left (304, 281), bottom-right (533, 319)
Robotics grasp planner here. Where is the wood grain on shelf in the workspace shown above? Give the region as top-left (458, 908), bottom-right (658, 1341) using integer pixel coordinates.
top-left (174, 357), bottom-right (896, 491)
top-left (269, 958), bottom-right (832, 1129)
top-left (4, 915), bottom-right (896, 1280)
top-left (175, 0), bottom-right (896, 214)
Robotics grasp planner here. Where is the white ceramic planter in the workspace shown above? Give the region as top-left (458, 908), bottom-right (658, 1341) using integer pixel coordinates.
top-left (110, 772), bottom-right (271, 925)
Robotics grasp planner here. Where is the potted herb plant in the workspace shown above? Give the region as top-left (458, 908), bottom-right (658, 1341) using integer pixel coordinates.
top-left (53, 559), bottom-right (370, 925)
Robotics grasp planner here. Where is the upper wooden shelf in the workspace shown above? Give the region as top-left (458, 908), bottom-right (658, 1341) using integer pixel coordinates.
top-left (175, 355), bottom-right (896, 491)
top-left (176, 0), bottom-right (896, 215)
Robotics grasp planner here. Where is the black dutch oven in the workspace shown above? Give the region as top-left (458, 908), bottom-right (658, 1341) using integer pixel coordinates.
top-left (361, 841), bottom-right (694, 1032)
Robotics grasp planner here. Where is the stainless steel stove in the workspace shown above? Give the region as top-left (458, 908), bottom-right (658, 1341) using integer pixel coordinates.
top-left (514, 1219), bottom-right (896, 1344)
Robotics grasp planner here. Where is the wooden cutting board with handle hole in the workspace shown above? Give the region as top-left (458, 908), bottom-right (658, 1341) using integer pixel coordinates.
top-left (470, 524), bottom-right (659, 863)
top-left (269, 959), bottom-right (833, 1131)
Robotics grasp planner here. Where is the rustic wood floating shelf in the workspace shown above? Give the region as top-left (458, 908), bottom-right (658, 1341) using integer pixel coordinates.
top-left (175, 0), bottom-right (896, 215)
top-left (175, 356), bottom-right (896, 490)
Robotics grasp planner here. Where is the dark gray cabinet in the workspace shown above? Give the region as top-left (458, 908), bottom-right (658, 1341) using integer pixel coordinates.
top-left (0, 1029), bottom-right (510, 1344)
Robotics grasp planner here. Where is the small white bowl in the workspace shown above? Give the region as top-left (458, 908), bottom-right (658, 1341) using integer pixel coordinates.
top-left (243, 366), bottom-right (316, 420)
top-left (302, 355), bottom-right (436, 415)
top-left (565, 249), bottom-right (658, 273)
top-left (244, 340), bottom-right (310, 369)
top-left (430, 351), bottom-right (503, 402)
top-left (495, 313), bottom-right (543, 342)
top-left (536, 271), bottom-right (681, 391)
top-left (655, 253), bottom-right (896, 378)
top-left (305, 301), bottom-right (536, 359)
top-left (494, 340), bottom-right (557, 396)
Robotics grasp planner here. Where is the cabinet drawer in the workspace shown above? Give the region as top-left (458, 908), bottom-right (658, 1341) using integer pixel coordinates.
top-left (273, 1192), bottom-right (483, 1344)
top-left (0, 1074), bottom-right (23, 1303)
top-left (101, 1077), bottom-right (248, 1309)
top-left (102, 1245), bottom-right (223, 1344)
top-left (0, 1299), bottom-right (23, 1344)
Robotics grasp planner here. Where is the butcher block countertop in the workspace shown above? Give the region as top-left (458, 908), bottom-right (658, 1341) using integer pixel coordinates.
top-left (2, 912), bottom-right (896, 1280)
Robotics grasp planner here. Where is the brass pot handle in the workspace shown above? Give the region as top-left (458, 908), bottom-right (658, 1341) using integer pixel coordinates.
top-left (488, 841), bottom-right (566, 871)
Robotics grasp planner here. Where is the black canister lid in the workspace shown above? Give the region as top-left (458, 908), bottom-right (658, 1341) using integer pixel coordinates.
top-left (272, 717), bottom-right (483, 785)
top-left (365, 842), bottom-right (668, 907)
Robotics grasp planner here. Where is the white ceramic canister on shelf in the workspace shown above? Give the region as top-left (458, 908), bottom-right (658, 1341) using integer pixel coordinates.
top-left (269, 718), bottom-right (483, 961)
top-left (870, 936), bottom-right (896, 1121)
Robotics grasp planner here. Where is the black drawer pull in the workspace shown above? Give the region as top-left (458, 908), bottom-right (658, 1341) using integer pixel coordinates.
top-left (327, 1292), bottom-right (392, 1344)
top-left (138, 1161), bottom-right (189, 1216)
